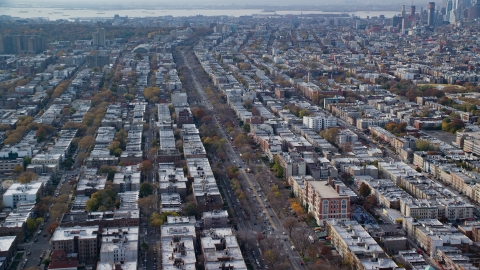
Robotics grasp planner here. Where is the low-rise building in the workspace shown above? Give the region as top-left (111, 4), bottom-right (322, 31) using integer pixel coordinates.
top-left (100, 227), bottom-right (138, 263)
top-left (202, 210), bottom-right (229, 229)
top-left (158, 163), bottom-right (188, 198)
top-left (326, 219), bottom-right (398, 270)
top-left (201, 228), bottom-right (247, 270)
top-left (0, 236), bottom-right (17, 268)
top-left (112, 167), bottom-right (141, 193)
top-left (3, 182), bottom-right (43, 208)
top-left (403, 218), bottom-right (472, 257)
top-left (161, 223), bottom-right (196, 270)
top-left (433, 246), bottom-right (477, 270)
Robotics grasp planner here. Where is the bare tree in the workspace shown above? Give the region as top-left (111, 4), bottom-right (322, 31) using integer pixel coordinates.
top-left (283, 217), bottom-right (297, 237)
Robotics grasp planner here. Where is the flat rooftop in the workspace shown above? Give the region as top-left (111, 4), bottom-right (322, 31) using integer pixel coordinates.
top-left (308, 180), bottom-right (342, 198)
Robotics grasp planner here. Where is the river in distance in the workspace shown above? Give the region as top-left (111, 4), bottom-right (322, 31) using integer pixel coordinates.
top-left (1, 7), bottom-right (400, 20)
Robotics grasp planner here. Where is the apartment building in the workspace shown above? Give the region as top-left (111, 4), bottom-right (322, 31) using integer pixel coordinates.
top-left (457, 131), bottom-right (480, 156)
top-left (100, 227), bottom-right (138, 263)
top-left (378, 161), bottom-right (422, 185)
top-left (305, 180), bottom-right (350, 226)
top-left (0, 158), bottom-right (23, 175)
top-left (202, 210), bottom-right (229, 229)
top-left (400, 198), bottom-right (439, 219)
top-left (187, 158), bottom-right (223, 213)
top-left (303, 115), bottom-right (337, 131)
top-left (433, 246), bottom-right (477, 270)
top-left (161, 223), bottom-right (196, 270)
top-left (337, 129), bottom-right (358, 145)
top-left (3, 182), bottom-right (43, 208)
top-left (276, 152), bottom-right (306, 181)
top-left (51, 226), bottom-right (100, 264)
top-left (363, 178), bottom-right (409, 209)
top-left (112, 168), bottom-right (141, 193)
top-left (158, 163), bottom-right (188, 198)
top-left (201, 228), bottom-right (247, 270)
top-left (326, 219), bottom-right (398, 270)
top-left (0, 236), bottom-right (17, 268)
top-left (403, 218), bottom-right (471, 257)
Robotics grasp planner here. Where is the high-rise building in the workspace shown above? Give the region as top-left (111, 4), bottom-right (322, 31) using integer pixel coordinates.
top-left (0, 35), bottom-right (44, 54)
top-left (92, 28), bottom-right (106, 47)
top-left (409, 5), bottom-right (417, 22)
top-left (428, 2), bottom-right (436, 26)
top-left (401, 5), bottom-right (406, 17)
top-left (468, 1), bottom-right (480, 20)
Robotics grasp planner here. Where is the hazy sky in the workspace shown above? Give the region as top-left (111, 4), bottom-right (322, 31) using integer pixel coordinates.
top-left (2, 0), bottom-right (437, 5)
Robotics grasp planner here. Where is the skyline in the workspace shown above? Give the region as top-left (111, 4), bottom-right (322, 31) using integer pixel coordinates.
top-left (1, 0), bottom-right (440, 6)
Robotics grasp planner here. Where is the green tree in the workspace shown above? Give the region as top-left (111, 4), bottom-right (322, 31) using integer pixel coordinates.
top-left (99, 165), bottom-right (118, 181)
top-left (242, 123), bottom-right (250, 133)
top-left (26, 218), bottom-right (41, 234)
top-left (86, 189), bottom-right (119, 212)
top-left (23, 156), bottom-right (32, 167)
top-left (183, 203), bottom-right (197, 216)
top-left (415, 139), bottom-right (439, 151)
top-left (139, 182), bottom-right (153, 197)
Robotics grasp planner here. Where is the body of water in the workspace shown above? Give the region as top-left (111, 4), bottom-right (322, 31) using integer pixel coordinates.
top-left (0, 8), bottom-right (400, 20)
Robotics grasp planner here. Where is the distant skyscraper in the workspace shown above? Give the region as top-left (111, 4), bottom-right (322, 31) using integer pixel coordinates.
top-left (92, 28), bottom-right (106, 47)
top-left (0, 34), bottom-right (43, 54)
top-left (428, 2), bottom-right (436, 26)
top-left (401, 5), bottom-right (406, 17)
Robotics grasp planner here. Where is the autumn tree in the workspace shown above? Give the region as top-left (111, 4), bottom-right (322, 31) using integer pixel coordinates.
top-left (321, 127), bottom-right (340, 144)
top-left (137, 195), bottom-right (156, 214)
top-left (415, 139), bottom-right (439, 151)
top-left (320, 245), bottom-right (332, 258)
top-left (290, 199), bottom-right (306, 216)
top-left (51, 80), bottom-right (71, 99)
top-left (366, 194), bottom-right (378, 207)
top-left (46, 221), bottom-right (60, 235)
top-left (35, 126), bottom-right (47, 142)
top-left (78, 136), bottom-right (94, 151)
top-left (143, 86), bottom-right (161, 103)
top-left (138, 160), bottom-right (153, 175)
top-left (86, 189), bottom-right (119, 212)
top-left (192, 108), bottom-right (206, 120)
top-left (441, 118), bottom-right (464, 133)
top-left (13, 165), bottom-right (23, 174)
top-left (18, 171), bottom-right (38, 183)
top-left (359, 182), bottom-right (371, 197)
